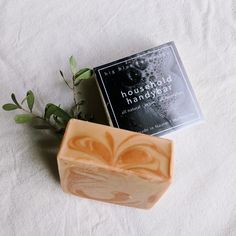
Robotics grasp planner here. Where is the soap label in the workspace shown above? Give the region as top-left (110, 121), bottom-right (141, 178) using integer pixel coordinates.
top-left (94, 42), bottom-right (203, 136)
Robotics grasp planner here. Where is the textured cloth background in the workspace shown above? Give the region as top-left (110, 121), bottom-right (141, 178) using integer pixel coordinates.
top-left (0, 0), bottom-right (236, 235)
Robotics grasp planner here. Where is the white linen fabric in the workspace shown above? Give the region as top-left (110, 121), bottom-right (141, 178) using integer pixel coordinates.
top-left (0, 0), bottom-right (236, 235)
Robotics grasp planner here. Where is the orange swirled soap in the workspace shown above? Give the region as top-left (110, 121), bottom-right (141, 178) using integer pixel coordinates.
top-left (57, 119), bottom-right (174, 209)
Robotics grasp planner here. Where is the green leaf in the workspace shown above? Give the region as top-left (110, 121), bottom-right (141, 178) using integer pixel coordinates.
top-left (44, 103), bottom-right (71, 123)
top-left (44, 103), bottom-right (57, 119)
top-left (14, 114), bottom-right (33, 123)
top-left (2, 103), bottom-right (18, 111)
top-left (11, 93), bottom-right (22, 108)
top-left (53, 115), bottom-right (65, 128)
top-left (69, 56), bottom-right (77, 75)
top-left (26, 90), bottom-right (34, 112)
top-left (74, 68), bottom-right (93, 85)
top-left (75, 68), bottom-right (90, 77)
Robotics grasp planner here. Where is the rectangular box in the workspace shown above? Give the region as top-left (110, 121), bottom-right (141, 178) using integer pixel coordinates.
top-left (94, 42), bottom-right (203, 136)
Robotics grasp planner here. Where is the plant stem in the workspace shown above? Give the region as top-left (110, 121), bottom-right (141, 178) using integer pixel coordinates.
top-left (35, 116), bottom-right (59, 131)
top-left (72, 75), bottom-right (80, 116)
top-left (60, 70), bottom-right (73, 90)
top-left (20, 107), bottom-right (59, 132)
top-left (62, 77), bottom-right (73, 90)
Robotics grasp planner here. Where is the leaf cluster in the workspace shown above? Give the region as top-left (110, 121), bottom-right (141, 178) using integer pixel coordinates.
top-left (2, 56), bottom-right (94, 134)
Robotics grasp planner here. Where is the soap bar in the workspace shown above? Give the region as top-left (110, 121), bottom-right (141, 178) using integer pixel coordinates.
top-left (57, 119), bottom-right (173, 209)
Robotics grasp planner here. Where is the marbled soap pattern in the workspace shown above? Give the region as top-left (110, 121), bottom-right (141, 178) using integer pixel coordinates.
top-left (57, 119), bottom-right (173, 209)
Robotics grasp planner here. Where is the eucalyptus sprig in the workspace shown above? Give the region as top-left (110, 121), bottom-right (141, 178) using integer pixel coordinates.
top-left (2, 56), bottom-right (94, 134)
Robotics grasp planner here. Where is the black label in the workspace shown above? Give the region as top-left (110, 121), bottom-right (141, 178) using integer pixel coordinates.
top-left (94, 42), bottom-right (203, 135)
